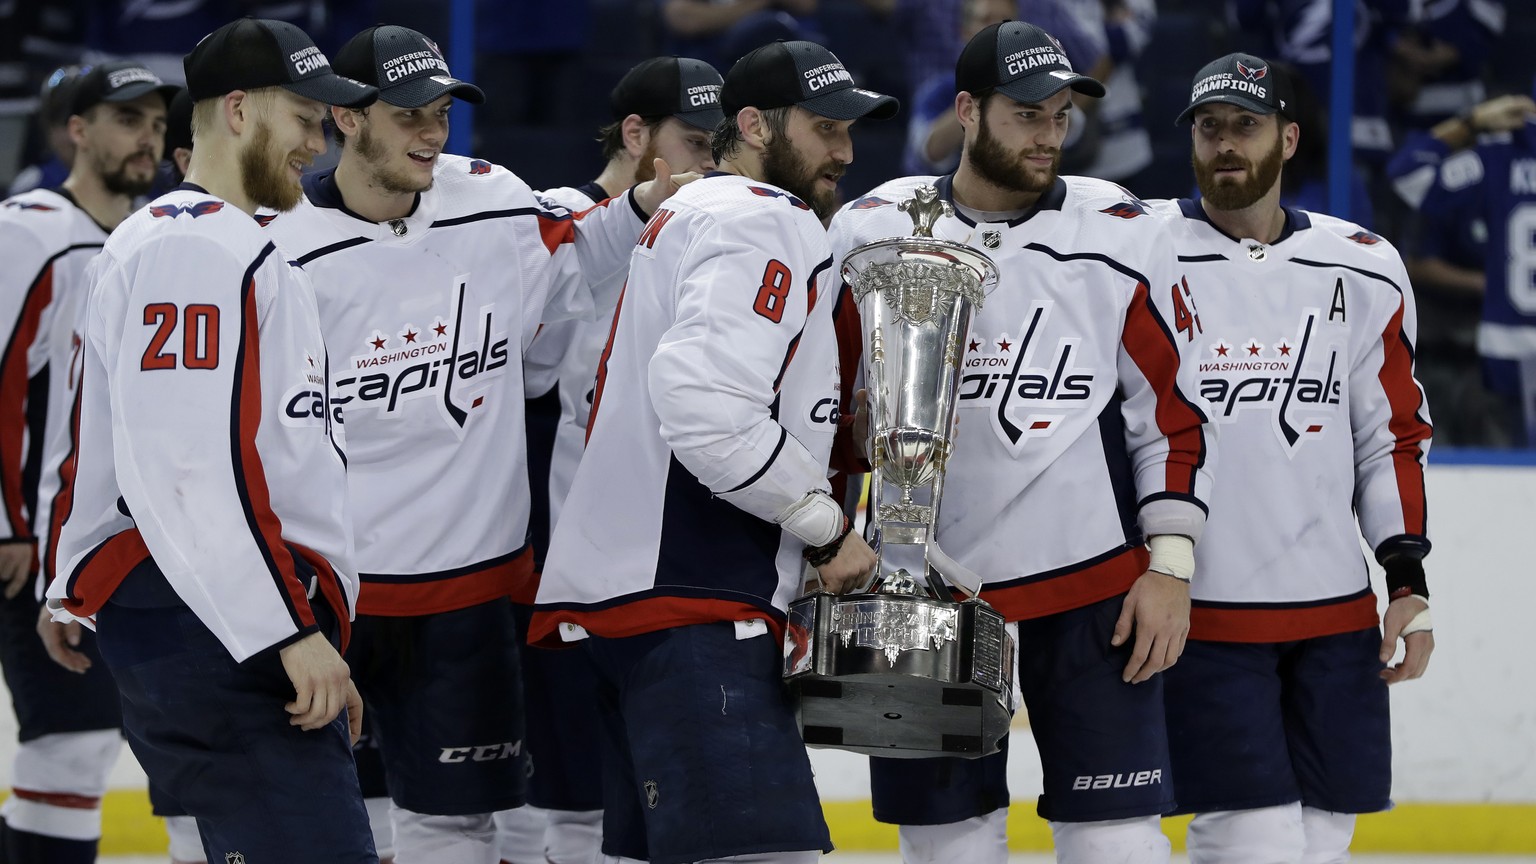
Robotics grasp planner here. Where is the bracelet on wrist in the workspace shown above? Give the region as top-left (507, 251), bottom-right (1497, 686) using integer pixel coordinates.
top-left (803, 516), bottom-right (854, 568)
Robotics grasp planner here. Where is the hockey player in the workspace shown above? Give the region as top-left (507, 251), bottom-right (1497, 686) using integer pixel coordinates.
top-left (1149, 52), bottom-right (1434, 864)
top-left (516, 54), bottom-right (723, 864)
top-left (45, 18), bottom-right (380, 864)
top-left (261, 24), bottom-right (690, 864)
top-left (826, 20), bottom-right (1214, 864)
top-left (0, 60), bottom-right (174, 864)
top-left (530, 40), bottom-right (894, 864)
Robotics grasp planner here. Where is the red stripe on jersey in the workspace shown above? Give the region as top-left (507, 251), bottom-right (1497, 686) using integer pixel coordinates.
top-left (11, 788), bottom-right (100, 809)
top-left (1120, 282), bottom-right (1206, 495)
top-left (233, 277), bottom-right (315, 631)
top-left (0, 264), bottom-right (54, 537)
top-left (586, 286), bottom-right (626, 443)
top-left (978, 545), bottom-right (1148, 621)
top-left (356, 546), bottom-right (534, 616)
top-left (60, 528), bottom-right (151, 618)
top-left (536, 213), bottom-right (577, 256)
top-left (290, 542), bottom-right (351, 653)
top-left (1190, 592), bottom-right (1379, 643)
top-left (1376, 301), bottom-right (1430, 535)
top-left (45, 373), bottom-right (84, 583)
top-left (527, 596), bottom-right (780, 648)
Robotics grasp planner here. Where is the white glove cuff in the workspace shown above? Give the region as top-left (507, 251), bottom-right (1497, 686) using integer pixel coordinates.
top-left (1401, 595), bottom-right (1433, 635)
top-left (777, 492), bottom-right (845, 547)
top-left (1147, 534), bottom-right (1195, 582)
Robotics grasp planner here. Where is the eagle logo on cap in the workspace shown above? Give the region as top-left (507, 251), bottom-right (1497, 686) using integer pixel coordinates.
top-left (424, 37), bottom-right (443, 58)
top-left (1237, 60), bottom-right (1268, 81)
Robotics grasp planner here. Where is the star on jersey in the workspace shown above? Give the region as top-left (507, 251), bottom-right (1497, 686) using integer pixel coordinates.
top-left (957, 302), bottom-right (1096, 452)
top-left (1196, 308), bottom-right (1342, 454)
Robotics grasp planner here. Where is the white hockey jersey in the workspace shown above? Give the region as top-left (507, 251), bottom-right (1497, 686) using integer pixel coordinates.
top-left (0, 189), bottom-right (106, 550)
top-left (47, 185), bottom-right (357, 663)
top-left (1149, 198), bottom-right (1432, 643)
top-left (526, 181), bottom-right (615, 537)
top-left (264, 156), bottom-right (644, 616)
top-left (530, 173), bottom-right (842, 645)
top-left (827, 175), bottom-right (1215, 622)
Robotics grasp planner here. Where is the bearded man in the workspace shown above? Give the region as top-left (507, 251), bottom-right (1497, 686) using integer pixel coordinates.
top-left (825, 20), bottom-right (1215, 864)
top-left (1147, 52), bottom-right (1434, 864)
top-left (44, 18), bottom-right (383, 864)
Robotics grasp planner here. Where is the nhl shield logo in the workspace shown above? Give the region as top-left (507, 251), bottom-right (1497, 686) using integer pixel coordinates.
top-left (982, 230), bottom-right (1001, 249)
top-left (644, 779), bottom-right (660, 809)
top-left (225, 854), bottom-right (246, 864)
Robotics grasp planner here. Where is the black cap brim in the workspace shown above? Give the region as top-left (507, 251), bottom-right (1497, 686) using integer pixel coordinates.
top-left (110, 82), bottom-right (182, 108)
top-left (1174, 93), bottom-right (1278, 126)
top-left (674, 106), bottom-right (725, 130)
top-left (995, 73), bottom-right (1106, 105)
top-left (284, 74), bottom-right (378, 109)
top-left (379, 75), bottom-right (486, 108)
top-left (799, 87), bottom-right (899, 121)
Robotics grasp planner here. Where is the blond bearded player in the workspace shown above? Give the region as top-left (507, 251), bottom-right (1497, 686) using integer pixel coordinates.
top-left (46, 18), bottom-right (381, 864)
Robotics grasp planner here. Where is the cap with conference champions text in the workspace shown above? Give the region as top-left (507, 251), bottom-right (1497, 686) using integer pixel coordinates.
top-left (335, 25), bottom-right (484, 108)
top-left (956, 20), bottom-right (1106, 103)
top-left (184, 18), bottom-right (377, 108)
top-left (70, 61), bottom-right (179, 117)
top-left (611, 57), bottom-right (724, 131)
top-left (1175, 52), bottom-right (1293, 125)
top-left (722, 41), bottom-right (898, 121)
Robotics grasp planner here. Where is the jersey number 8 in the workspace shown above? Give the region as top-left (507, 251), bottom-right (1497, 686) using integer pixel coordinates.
top-left (753, 259), bottom-right (793, 324)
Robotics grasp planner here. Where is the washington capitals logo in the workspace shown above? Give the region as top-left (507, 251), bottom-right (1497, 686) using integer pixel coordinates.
top-left (254, 213), bottom-right (277, 228)
top-left (424, 37), bottom-right (443, 58)
top-left (468, 160), bottom-right (492, 175)
top-left (748, 186), bottom-right (811, 210)
top-left (850, 195), bottom-right (892, 211)
top-left (2, 201), bottom-right (56, 212)
top-left (1346, 230), bottom-right (1382, 246)
top-left (151, 201), bottom-right (224, 219)
top-left (1100, 201), bottom-right (1148, 219)
top-left (1236, 60), bottom-right (1268, 81)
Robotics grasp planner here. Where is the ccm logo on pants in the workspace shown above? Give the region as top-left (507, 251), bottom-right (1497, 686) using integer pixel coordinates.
top-left (438, 741), bottom-right (523, 763)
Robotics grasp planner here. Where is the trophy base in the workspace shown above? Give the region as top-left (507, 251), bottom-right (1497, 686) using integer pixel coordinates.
top-left (784, 592), bottom-right (1015, 760)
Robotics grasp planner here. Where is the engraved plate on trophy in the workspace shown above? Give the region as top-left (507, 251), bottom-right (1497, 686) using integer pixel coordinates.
top-left (783, 185), bottom-right (1016, 759)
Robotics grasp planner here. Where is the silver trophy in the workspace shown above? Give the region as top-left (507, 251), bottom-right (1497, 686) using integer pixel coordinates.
top-left (784, 185), bottom-right (1015, 759)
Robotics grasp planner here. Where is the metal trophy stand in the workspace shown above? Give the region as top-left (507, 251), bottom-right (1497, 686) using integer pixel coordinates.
top-left (784, 185), bottom-right (1015, 759)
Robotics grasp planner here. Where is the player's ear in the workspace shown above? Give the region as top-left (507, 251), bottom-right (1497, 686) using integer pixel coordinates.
top-left (620, 114), bottom-right (648, 158)
top-left (331, 104), bottom-right (363, 139)
top-left (1281, 119), bottom-right (1300, 162)
top-left (225, 90), bottom-right (251, 135)
top-left (738, 106), bottom-right (767, 150)
top-left (956, 90), bottom-right (982, 132)
top-left (65, 112), bottom-right (89, 149)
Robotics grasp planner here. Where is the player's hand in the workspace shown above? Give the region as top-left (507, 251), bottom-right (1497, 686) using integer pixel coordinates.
top-left (852, 388), bottom-right (870, 460)
top-left (278, 631), bottom-right (352, 731)
top-left (0, 541), bottom-right (36, 599)
top-left (1112, 570), bottom-right (1191, 684)
top-left (36, 604), bottom-right (91, 673)
top-left (345, 679), bottom-right (365, 745)
top-left (1469, 95), bottom-right (1536, 133)
top-left (633, 157), bottom-right (702, 217)
top-left (1379, 594), bottom-right (1434, 684)
top-left (815, 532), bottom-right (877, 595)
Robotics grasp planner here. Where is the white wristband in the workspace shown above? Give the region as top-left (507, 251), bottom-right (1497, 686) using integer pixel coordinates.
top-left (1400, 595), bottom-right (1433, 635)
top-left (1147, 534), bottom-right (1195, 582)
top-left (777, 492), bottom-right (844, 547)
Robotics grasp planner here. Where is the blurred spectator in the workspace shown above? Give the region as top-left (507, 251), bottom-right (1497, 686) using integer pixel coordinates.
top-left (7, 66), bottom-right (85, 196)
top-left (901, 0), bottom-right (1107, 176)
top-left (879, 0), bottom-right (962, 104)
top-left (1389, 0), bottom-right (1504, 130)
top-left (1065, 0), bottom-right (1155, 185)
top-left (659, 0), bottom-right (817, 71)
top-left (1387, 87), bottom-right (1536, 445)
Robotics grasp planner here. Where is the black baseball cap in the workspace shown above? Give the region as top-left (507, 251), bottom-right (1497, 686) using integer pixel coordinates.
top-left (956, 21), bottom-right (1106, 103)
top-left (721, 41), bottom-right (898, 121)
top-left (70, 61), bottom-right (179, 117)
top-left (335, 25), bottom-right (484, 108)
top-left (184, 18), bottom-right (377, 108)
top-left (610, 57), bottom-right (724, 131)
top-left (1175, 52), bottom-right (1294, 125)
top-left (164, 88), bottom-right (194, 152)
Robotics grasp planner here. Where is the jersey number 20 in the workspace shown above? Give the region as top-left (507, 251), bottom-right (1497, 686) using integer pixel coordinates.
top-left (141, 303), bottom-right (220, 371)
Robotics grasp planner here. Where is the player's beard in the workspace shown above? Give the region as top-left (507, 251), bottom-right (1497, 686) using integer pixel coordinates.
top-left (1193, 128), bottom-right (1284, 211)
top-left (968, 113), bottom-right (1059, 196)
top-left (355, 123), bottom-right (434, 195)
top-left (239, 120), bottom-right (305, 212)
top-left (634, 136), bottom-right (659, 183)
top-left (97, 148), bottom-right (157, 197)
top-left (761, 131), bottom-right (843, 220)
